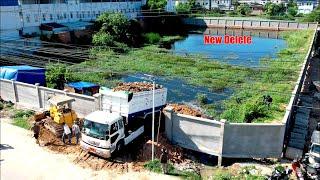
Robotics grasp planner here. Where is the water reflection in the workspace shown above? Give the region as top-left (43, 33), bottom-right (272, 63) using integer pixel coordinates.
top-left (171, 28), bottom-right (287, 67)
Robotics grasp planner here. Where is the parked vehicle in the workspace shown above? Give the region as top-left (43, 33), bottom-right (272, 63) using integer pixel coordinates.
top-left (308, 130), bottom-right (320, 169)
top-left (80, 87), bottom-right (167, 158)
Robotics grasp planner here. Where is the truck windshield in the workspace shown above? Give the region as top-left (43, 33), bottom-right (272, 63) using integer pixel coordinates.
top-left (83, 119), bottom-right (109, 140)
top-left (311, 144), bottom-right (320, 154)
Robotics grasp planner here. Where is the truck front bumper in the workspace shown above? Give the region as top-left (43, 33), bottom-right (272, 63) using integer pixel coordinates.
top-left (80, 141), bottom-right (111, 158)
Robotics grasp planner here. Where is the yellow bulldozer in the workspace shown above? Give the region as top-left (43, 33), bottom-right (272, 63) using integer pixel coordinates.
top-left (43, 95), bottom-right (79, 137)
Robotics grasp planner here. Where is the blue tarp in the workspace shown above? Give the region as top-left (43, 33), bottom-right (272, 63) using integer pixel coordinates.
top-left (0, 0), bottom-right (18, 6)
top-left (0, 65), bottom-right (46, 86)
top-left (66, 81), bottom-right (99, 90)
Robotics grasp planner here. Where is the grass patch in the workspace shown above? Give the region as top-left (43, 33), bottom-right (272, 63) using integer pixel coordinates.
top-left (48, 30), bottom-right (313, 123)
top-left (12, 109), bottom-right (34, 129)
top-left (209, 166), bottom-right (266, 180)
top-left (144, 159), bottom-right (201, 180)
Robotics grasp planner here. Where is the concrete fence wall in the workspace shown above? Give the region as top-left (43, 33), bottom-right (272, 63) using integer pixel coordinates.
top-left (164, 107), bottom-right (285, 162)
top-left (0, 79), bottom-right (100, 117)
top-left (164, 107), bottom-right (224, 157)
top-left (222, 123), bottom-right (285, 158)
top-left (183, 18), bottom-right (318, 30)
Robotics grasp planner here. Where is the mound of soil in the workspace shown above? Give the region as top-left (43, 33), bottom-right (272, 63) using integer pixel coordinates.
top-left (137, 134), bottom-right (184, 164)
top-left (113, 82), bottom-right (162, 92)
top-left (170, 104), bottom-right (205, 118)
top-left (38, 124), bottom-right (143, 172)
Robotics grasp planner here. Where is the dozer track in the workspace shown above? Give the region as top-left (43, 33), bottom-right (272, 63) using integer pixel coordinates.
top-left (43, 117), bottom-right (64, 137)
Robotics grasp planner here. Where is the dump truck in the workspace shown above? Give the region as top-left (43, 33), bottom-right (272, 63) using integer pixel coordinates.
top-left (80, 86), bottom-right (167, 158)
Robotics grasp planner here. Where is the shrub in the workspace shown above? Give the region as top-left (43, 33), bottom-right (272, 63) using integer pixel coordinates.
top-left (92, 32), bottom-right (115, 46)
top-left (146, 0), bottom-right (167, 10)
top-left (46, 63), bottom-right (71, 89)
top-left (176, 2), bottom-right (192, 14)
top-left (144, 32), bottom-right (161, 44)
top-left (237, 4), bottom-right (252, 16)
top-left (196, 93), bottom-right (208, 105)
top-left (12, 109), bottom-right (34, 129)
top-left (143, 159), bottom-right (163, 173)
top-left (13, 109), bottom-right (34, 118)
top-left (301, 7), bottom-right (320, 22)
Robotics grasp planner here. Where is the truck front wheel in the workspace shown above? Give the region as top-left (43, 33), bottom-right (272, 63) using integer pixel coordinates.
top-left (116, 140), bottom-right (124, 152)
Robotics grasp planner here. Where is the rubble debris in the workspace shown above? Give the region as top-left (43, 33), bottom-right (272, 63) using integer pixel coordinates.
top-left (30, 111), bottom-right (47, 122)
top-left (113, 82), bottom-right (162, 92)
top-left (170, 104), bottom-right (206, 118)
top-left (138, 134), bottom-right (184, 164)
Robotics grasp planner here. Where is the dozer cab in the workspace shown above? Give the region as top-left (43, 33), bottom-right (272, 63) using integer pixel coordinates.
top-left (43, 95), bottom-right (78, 137)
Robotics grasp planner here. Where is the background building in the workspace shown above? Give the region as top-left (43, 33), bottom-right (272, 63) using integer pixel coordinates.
top-left (166, 0), bottom-right (233, 12)
top-left (0, 0), bottom-right (143, 40)
top-left (297, 0), bottom-right (318, 14)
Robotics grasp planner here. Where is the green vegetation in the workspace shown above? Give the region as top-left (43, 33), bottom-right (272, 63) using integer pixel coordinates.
top-left (146, 0), bottom-right (167, 10)
top-left (144, 32), bottom-right (161, 44)
top-left (209, 166), bottom-right (266, 180)
top-left (12, 109), bottom-right (34, 129)
top-left (196, 93), bottom-right (208, 105)
top-left (236, 4), bottom-right (252, 16)
top-left (93, 13), bottom-right (143, 49)
top-left (46, 29), bottom-right (313, 123)
top-left (144, 159), bottom-right (201, 179)
top-left (301, 7), bottom-right (320, 22)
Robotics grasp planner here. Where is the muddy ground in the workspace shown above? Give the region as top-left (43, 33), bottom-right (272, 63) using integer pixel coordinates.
top-left (37, 123), bottom-right (185, 173)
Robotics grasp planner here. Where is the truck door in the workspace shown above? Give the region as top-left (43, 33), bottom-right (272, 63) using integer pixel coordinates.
top-left (110, 122), bottom-right (119, 152)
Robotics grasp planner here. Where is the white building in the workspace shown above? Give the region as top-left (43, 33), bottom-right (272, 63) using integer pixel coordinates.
top-left (0, 0), bottom-right (144, 40)
top-left (166, 0), bottom-right (233, 12)
top-left (297, 0), bottom-right (318, 14)
top-left (238, 0), bottom-right (287, 5)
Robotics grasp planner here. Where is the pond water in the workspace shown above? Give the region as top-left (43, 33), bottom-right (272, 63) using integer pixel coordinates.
top-left (121, 73), bottom-right (233, 105)
top-left (171, 28), bottom-right (287, 67)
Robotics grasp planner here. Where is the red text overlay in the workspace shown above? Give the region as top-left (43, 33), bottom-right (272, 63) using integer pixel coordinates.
top-left (204, 35), bottom-right (252, 44)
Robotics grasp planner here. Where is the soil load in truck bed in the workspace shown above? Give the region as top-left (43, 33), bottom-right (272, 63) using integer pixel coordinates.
top-left (170, 104), bottom-right (206, 118)
top-left (113, 82), bottom-right (162, 92)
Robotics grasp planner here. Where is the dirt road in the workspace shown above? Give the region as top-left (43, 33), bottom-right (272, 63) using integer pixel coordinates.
top-left (0, 121), bottom-right (178, 180)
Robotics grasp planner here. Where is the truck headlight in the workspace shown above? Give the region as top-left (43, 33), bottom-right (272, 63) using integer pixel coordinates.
top-left (313, 163), bottom-right (320, 169)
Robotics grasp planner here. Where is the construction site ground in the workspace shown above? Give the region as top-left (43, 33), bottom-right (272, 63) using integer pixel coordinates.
top-left (0, 120), bottom-right (180, 180)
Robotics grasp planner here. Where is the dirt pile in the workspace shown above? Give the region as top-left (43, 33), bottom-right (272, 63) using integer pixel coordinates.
top-left (170, 104), bottom-right (205, 118)
top-left (138, 134), bottom-right (184, 164)
top-left (38, 125), bottom-right (143, 172)
top-left (113, 82), bottom-right (162, 92)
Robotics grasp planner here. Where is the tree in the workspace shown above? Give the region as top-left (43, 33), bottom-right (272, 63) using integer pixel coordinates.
top-left (236, 4), bottom-right (252, 16)
top-left (93, 12), bottom-right (143, 48)
top-left (264, 2), bottom-right (286, 16)
top-left (176, 2), bottom-right (192, 14)
top-left (147, 0), bottom-right (167, 10)
top-left (302, 7), bottom-right (320, 22)
top-left (287, 7), bottom-right (298, 17)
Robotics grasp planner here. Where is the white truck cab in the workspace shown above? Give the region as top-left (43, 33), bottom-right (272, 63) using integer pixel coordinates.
top-left (80, 111), bottom-right (126, 158)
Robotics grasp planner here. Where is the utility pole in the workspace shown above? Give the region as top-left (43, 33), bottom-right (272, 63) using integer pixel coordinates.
top-left (152, 78), bottom-right (155, 161)
top-left (143, 74), bottom-right (155, 161)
